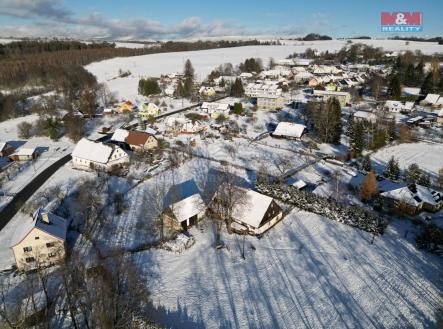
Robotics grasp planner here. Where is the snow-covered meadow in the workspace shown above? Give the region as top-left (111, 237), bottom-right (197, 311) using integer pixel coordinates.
top-left (371, 142), bottom-right (443, 178)
top-left (134, 210), bottom-right (443, 329)
top-left (86, 39), bottom-right (443, 101)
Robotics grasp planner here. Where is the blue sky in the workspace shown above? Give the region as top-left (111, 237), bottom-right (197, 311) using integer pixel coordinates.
top-left (0, 0), bottom-right (442, 39)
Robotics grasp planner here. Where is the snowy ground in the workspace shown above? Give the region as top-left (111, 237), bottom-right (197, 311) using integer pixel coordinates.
top-left (86, 39), bottom-right (443, 101)
top-left (133, 210), bottom-right (443, 329)
top-left (371, 142), bottom-right (443, 179)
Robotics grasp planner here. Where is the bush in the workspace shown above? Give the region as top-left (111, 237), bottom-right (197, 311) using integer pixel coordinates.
top-left (138, 78), bottom-right (161, 96)
top-left (17, 121), bottom-right (33, 139)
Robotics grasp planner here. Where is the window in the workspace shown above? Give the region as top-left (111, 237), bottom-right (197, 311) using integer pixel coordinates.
top-left (46, 242), bottom-right (55, 248)
top-left (23, 246), bottom-right (32, 252)
top-left (48, 252), bottom-right (57, 258)
top-left (25, 257), bottom-right (35, 263)
top-left (35, 237), bottom-right (40, 240)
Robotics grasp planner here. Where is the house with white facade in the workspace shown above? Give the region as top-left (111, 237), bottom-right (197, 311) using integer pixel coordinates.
top-left (201, 102), bottom-right (230, 118)
top-left (272, 122), bottom-right (306, 139)
top-left (72, 138), bottom-right (130, 171)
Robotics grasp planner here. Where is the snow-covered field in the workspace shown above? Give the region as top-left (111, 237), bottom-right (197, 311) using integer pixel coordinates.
top-left (86, 39), bottom-right (443, 101)
top-left (134, 210), bottom-right (443, 329)
top-left (371, 142), bottom-right (443, 178)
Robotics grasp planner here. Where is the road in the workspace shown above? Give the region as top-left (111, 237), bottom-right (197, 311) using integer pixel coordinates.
top-left (0, 155), bottom-right (72, 231)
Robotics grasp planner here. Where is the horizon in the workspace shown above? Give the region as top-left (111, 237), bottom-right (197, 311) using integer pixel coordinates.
top-left (0, 0), bottom-right (442, 40)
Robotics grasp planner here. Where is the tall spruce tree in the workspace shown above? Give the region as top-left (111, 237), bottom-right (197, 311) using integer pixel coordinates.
top-left (383, 156), bottom-right (400, 180)
top-left (230, 78), bottom-right (244, 97)
top-left (362, 155), bottom-right (372, 172)
top-left (350, 121), bottom-right (366, 155)
top-left (388, 74), bottom-right (401, 98)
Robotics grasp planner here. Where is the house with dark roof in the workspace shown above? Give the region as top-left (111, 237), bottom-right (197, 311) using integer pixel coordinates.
top-left (380, 184), bottom-right (443, 215)
top-left (10, 209), bottom-right (68, 271)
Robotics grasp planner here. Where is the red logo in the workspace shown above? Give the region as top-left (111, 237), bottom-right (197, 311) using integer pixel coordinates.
top-left (381, 12), bottom-right (422, 25)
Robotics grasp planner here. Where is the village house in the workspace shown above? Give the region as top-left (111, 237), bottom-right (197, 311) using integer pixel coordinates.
top-left (257, 95), bottom-right (287, 110)
top-left (228, 188), bottom-right (283, 235)
top-left (272, 122), bottom-right (306, 139)
top-left (312, 90), bottom-right (351, 107)
top-left (354, 110), bottom-right (377, 124)
top-left (384, 100), bottom-right (405, 113)
top-left (245, 82), bottom-right (282, 98)
top-left (117, 101), bottom-right (136, 114)
top-left (420, 93), bottom-right (441, 107)
top-left (9, 147), bottom-right (38, 161)
top-left (380, 184), bottom-right (443, 215)
top-left (165, 117), bottom-right (206, 134)
top-left (0, 142), bottom-right (14, 157)
top-left (201, 102), bottom-right (230, 119)
top-left (72, 138), bottom-right (130, 171)
top-left (162, 180), bottom-right (206, 231)
top-left (111, 129), bottom-right (158, 151)
top-left (199, 86), bottom-right (216, 97)
top-left (10, 208), bottom-right (68, 271)
top-left (139, 102), bottom-right (160, 119)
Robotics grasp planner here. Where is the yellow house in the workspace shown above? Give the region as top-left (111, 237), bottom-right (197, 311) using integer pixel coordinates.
top-left (117, 101), bottom-right (135, 114)
top-left (199, 86), bottom-right (216, 97)
top-left (10, 209), bottom-right (68, 271)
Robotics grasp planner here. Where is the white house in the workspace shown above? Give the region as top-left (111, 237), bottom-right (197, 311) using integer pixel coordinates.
top-left (230, 189), bottom-right (283, 235)
top-left (384, 100), bottom-right (404, 113)
top-left (312, 90), bottom-right (351, 107)
top-left (421, 93), bottom-right (441, 106)
top-left (354, 110), bottom-right (377, 123)
top-left (162, 180), bottom-right (206, 231)
top-left (201, 102), bottom-right (230, 118)
top-left (245, 82), bottom-right (282, 98)
top-left (272, 122), bottom-right (306, 139)
top-left (9, 148), bottom-right (38, 161)
top-left (257, 95), bottom-right (287, 110)
top-left (199, 86), bottom-right (216, 97)
top-left (72, 138), bottom-right (130, 171)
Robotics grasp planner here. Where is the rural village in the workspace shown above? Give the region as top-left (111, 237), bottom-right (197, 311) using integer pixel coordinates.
top-left (0, 34), bottom-right (442, 328)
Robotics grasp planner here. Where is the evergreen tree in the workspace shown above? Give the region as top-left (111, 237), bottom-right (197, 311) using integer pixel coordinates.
top-left (230, 78), bottom-right (244, 97)
top-left (183, 59), bottom-right (195, 81)
top-left (174, 81), bottom-right (185, 98)
top-left (183, 78), bottom-right (193, 98)
top-left (388, 74), bottom-right (401, 98)
top-left (418, 172), bottom-right (431, 187)
top-left (232, 102), bottom-right (243, 115)
top-left (139, 117), bottom-right (146, 130)
top-left (350, 121), bottom-right (365, 155)
top-left (383, 156), bottom-right (400, 180)
top-left (328, 97), bottom-right (343, 144)
top-left (346, 113), bottom-right (355, 137)
top-left (420, 73), bottom-right (435, 95)
top-left (362, 155), bottom-right (372, 172)
top-left (405, 163), bottom-right (422, 183)
top-left (138, 78), bottom-right (161, 96)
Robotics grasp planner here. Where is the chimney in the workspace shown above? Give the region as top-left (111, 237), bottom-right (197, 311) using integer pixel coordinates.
top-left (41, 213), bottom-right (50, 224)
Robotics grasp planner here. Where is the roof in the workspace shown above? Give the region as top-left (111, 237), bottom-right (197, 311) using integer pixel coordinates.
top-left (13, 148), bottom-right (36, 156)
top-left (292, 180), bottom-right (307, 190)
top-left (71, 138), bottom-right (113, 164)
top-left (354, 111), bottom-right (376, 120)
top-left (313, 90), bottom-right (350, 97)
top-left (111, 128), bottom-right (129, 142)
top-left (273, 122), bottom-right (306, 138)
top-left (164, 180), bottom-right (205, 222)
top-left (381, 184), bottom-right (443, 207)
top-left (170, 194), bottom-right (205, 223)
top-left (11, 209), bottom-right (68, 247)
top-left (232, 189), bottom-right (274, 229)
top-left (125, 130), bottom-right (156, 146)
top-left (423, 94), bottom-right (440, 104)
top-left (0, 142), bottom-right (10, 151)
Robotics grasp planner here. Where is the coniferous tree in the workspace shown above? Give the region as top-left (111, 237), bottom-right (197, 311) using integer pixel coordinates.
top-left (383, 156), bottom-right (400, 180)
top-left (350, 121), bottom-right (366, 156)
top-left (230, 78), bottom-right (244, 97)
top-left (420, 73), bottom-right (435, 95)
top-left (418, 172), bottom-right (430, 187)
top-left (405, 163), bottom-right (422, 184)
top-left (388, 74), bottom-right (401, 97)
top-left (346, 113), bottom-right (355, 137)
top-left (362, 155), bottom-right (372, 172)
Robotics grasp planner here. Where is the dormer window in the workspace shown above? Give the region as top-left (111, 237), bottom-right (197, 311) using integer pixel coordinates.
top-left (35, 237), bottom-right (39, 240)
top-left (23, 246), bottom-right (32, 252)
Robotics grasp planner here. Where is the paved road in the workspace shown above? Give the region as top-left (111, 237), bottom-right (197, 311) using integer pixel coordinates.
top-left (0, 154), bottom-right (72, 230)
